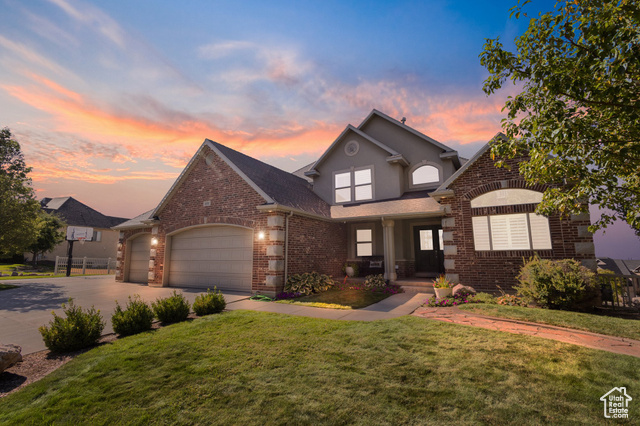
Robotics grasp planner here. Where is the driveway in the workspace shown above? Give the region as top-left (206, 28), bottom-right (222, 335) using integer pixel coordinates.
top-left (0, 276), bottom-right (250, 354)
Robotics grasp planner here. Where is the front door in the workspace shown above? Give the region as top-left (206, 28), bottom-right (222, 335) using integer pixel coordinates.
top-left (413, 225), bottom-right (444, 277)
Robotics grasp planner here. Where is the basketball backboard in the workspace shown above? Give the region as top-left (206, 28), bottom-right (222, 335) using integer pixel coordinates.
top-left (66, 226), bottom-right (94, 241)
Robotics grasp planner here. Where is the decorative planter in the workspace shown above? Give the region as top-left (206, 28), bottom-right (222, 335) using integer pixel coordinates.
top-left (434, 287), bottom-right (453, 299)
top-left (345, 266), bottom-right (355, 277)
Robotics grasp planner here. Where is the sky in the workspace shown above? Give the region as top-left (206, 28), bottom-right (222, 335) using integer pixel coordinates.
top-left (1, 0), bottom-right (638, 259)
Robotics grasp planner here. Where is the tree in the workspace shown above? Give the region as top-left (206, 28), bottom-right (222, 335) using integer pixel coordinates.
top-left (0, 128), bottom-right (40, 255)
top-left (28, 212), bottom-right (66, 266)
top-left (480, 0), bottom-right (640, 234)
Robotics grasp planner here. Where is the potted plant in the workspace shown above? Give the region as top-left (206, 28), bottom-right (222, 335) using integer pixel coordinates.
top-left (343, 262), bottom-right (359, 278)
top-left (433, 275), bottom-right (453, 298)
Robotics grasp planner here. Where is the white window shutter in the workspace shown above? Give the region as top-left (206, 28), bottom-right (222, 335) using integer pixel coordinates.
top-left (529, 213), bottom-right (552, 249)
top-left (472, 216), bottom-right (491, 250)
top-left (508, 214), bottom-right (530, 249)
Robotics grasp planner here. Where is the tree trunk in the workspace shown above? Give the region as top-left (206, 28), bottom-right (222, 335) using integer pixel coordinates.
top-left (32, 251), bottom-right (38, 267)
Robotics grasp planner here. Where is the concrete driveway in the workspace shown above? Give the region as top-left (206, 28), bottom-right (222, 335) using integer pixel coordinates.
top-left (0, 276), bottom-right (250, 354)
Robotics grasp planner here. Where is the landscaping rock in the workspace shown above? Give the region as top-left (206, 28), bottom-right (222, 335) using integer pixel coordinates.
top-left (452, 284), bottom-right (476, 296)
top-left (0, 344), bottom-right (23, 373)
top-left (10, 271), bottom-right (18, 276)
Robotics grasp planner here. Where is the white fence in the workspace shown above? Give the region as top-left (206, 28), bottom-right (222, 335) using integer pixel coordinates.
top-left (54, 257), bottom-right (117, 275)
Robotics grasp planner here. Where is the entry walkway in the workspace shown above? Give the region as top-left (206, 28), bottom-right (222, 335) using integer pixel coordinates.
top-left (413, 306), bottom-right (640, 358)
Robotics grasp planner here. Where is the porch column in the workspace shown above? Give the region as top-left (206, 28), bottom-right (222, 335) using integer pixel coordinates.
top-left (382, 219), bottom-right (397, 282)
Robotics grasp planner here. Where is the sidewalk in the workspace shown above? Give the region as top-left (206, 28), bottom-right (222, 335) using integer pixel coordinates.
top-left (413, 306), bottom-right (640, 358)
top-left (226, 291), bottom-right (427, 321)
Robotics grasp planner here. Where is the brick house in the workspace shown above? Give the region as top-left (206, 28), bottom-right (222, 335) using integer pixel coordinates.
top-left (114, 109), bottom-right (595, 295)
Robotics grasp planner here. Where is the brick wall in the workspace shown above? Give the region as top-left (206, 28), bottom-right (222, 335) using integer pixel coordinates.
top-left (287, 214), bottom-right (347, 279)
top-left (118, 144), bottom-right (346, 295)
top-left (441, 150), bottom-right (595, 292)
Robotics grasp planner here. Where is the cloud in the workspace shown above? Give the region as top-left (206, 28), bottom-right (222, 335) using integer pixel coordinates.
top-left (0, 35), bottom-right (73, 77)
top-left (46, 0), bottom-right (126, 47)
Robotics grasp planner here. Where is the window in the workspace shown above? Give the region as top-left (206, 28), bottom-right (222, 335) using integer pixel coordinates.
top-left (94, 231), bottom-right (102, 242)
top-left (470, 189), bottom-right (543, 208)
top-left (412, 165), bottom-right (439, 185)
top-left (472, 213), bottom-right (552, 251)
top-left (356, 229), bottom-right (373, 256)
top-left (334, 168), bottom-right (373, 203)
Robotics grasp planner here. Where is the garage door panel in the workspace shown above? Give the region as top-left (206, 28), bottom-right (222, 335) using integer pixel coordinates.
top-left (129, 235), bottom-right (151, 283)
top-left (168, 226), bottom-right (252, 291)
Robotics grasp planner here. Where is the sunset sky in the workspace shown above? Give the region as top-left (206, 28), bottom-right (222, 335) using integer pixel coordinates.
top-left (1, 0), bottom-right (638, 258)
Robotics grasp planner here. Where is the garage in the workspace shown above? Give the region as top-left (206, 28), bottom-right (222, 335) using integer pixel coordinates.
top-left (168, 225), bottom-right (253, 291)
top-left (128, 234), bottom-right (151, 283)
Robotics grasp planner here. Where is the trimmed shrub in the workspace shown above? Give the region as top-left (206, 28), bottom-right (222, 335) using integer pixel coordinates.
top-left (193, 288), bottom-right (226, 316)
top-left (364, 274), bottom-right (386, 289)
top-left (285, 272), bottom-right (333, 295)
top-left (39, 298), bottom-right (105, 353)
top-left (111, 295), bottom-right (154, 336)
top-left (516, 257), bottom-right (597, 310)
top-left (152, 291), bottom-right (191, 324)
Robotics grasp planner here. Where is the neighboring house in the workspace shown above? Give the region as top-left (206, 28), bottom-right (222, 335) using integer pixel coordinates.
top-left (597, 257), bottom-right (640, 276)
top-left (33, 197), bottom-right (129, 262)
top-left (114, 109), bottom-right (595, 295)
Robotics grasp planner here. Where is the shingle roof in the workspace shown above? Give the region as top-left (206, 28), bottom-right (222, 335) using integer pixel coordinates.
top-left (112, 209), bottom-right (155, 230)
top-left (41, 197), bottom-right (129, 229)
top-left (597, 257), bottom-right (640, 276)
top-left (208, 140), bottom-right (332, 217)
top-left (331, 191), bottom-right (443, 220)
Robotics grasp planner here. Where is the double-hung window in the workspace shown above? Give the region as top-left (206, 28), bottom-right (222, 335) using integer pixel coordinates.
top-left (334, 168), bottom-right (373, 203)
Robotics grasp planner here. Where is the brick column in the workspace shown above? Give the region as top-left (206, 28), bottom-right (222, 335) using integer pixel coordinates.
top-left (265, 214), bottom-right (285, 293)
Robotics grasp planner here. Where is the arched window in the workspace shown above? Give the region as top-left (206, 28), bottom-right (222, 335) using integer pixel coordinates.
top-left (412, 165), bottom-right (439, 185)
top-left (470, 189), bottom-right (552, 251)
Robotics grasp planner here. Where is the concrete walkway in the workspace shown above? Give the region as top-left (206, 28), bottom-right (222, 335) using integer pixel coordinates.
top-left (413, 306), bottom-right (640, 358)
top-left (226, 291), bottom-right (427, 321)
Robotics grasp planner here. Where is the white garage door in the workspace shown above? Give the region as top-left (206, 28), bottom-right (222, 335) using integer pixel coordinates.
top-left (128, 234), bottom-right (151, 283)
top-left (168, 226), bottom-right (252, 291)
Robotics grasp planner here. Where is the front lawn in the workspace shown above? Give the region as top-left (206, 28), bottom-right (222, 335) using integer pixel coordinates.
top-left (1, 311), bottom-right (638, 424)
top-left (276, 286), bottom-right (398, 309)
top-left (459, 304), bottom-right (640, 341)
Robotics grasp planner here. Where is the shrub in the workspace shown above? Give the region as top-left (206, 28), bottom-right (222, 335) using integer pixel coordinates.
top-left (516, 257), bottom-right (597, 310)
top-left (285, 272), bottom-right (333, 295)
top-left (424, 292), bottom-right (474, 307)
top-left (364, 274), bottom-right (386, 289)
top-left (111, 295), bottom-right (154, 336)
top-left (193, 288), bottom-right (226, 316)
top-left (39, 299), bottom-right (105, 353)
top-left (152, 291), bottom-right (191, 324)
top-left (473, 292), bottom-right (497, 304)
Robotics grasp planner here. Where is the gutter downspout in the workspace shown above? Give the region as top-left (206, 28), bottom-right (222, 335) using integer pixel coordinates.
top-left (284, 211), bottom-right (294, 286)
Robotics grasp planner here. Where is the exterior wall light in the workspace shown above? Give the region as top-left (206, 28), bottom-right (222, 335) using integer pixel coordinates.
top-left (257, 231), bottom-right (265, 240)
top-left (151, 237), bottom-right (158, 246)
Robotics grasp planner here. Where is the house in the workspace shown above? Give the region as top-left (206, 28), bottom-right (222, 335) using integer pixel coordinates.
top-left (33, 197), bottom-right (129, 262)
top-left (114, 110), bottom-right (595, 295)
top-left (597, 257), bottom-right (640, 276)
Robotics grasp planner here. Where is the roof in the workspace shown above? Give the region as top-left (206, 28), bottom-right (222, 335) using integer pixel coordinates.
top-left (41, 197), bottom-right (129, 229)
top-left (432, 133), bottom-right (505, 196)
top-left (291, 162), bottom-right (315, 182)
top-left (330, 191), bottom-right (444, 220)
top-left (597, 257), bottom-right (640, 276)
top-left (112, 209), bottom-right (155, 230)
top-left (208, 140), bottom-right (332, 217)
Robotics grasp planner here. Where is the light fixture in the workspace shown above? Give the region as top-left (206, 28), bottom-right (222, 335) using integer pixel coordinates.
top-left (257, 231), bottom-right (265, 240)
top-left (151, 237), bottom-right (158, 246)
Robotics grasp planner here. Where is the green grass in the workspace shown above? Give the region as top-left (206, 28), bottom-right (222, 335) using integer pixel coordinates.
top-left (459, 304), bottom-right (640, 341)
top-left (0, 283), bottom-right (18, 291)
top-left (276, 288), bottom-right (395, 309)
top-left (1, 310), bottom-right (638, 425)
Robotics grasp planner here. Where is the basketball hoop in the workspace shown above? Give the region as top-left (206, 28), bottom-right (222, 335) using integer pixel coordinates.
top-left (78, 237), bottom-right (86, 245)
